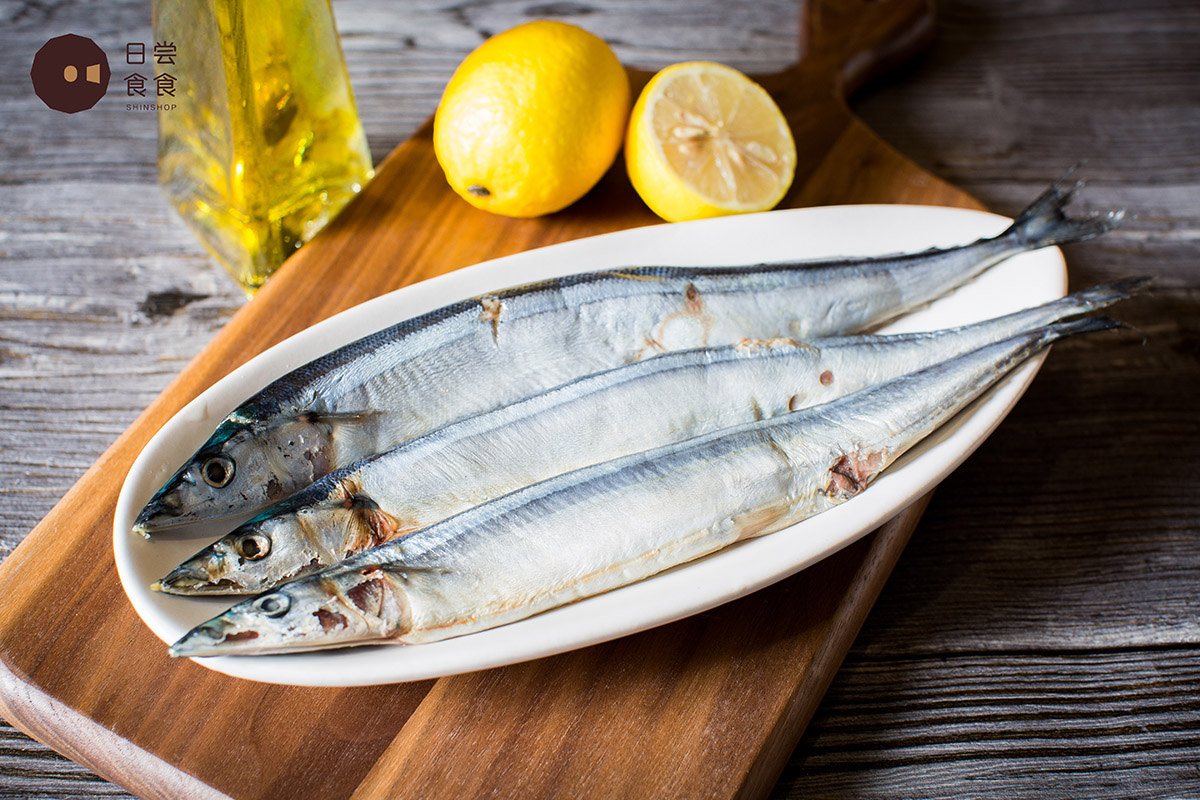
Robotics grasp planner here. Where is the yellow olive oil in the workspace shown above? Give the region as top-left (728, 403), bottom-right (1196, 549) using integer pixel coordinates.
top-left (154, 0), bottom-right (373, 293)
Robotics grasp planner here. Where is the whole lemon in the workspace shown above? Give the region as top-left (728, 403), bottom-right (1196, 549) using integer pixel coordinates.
top-left (434, 21), bottom-right (631, 218)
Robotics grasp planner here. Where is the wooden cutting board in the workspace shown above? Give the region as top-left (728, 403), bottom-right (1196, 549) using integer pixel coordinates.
top-left (0, 1), bottom-right (983, 797)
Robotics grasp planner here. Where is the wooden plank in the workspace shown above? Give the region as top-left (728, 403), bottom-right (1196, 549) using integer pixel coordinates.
top-left (776, 647), bottom-right (1200, 799)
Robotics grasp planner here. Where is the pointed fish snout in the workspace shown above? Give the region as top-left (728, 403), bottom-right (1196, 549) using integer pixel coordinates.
top-left (149, 489), bottom-right (184, 513)
top-left (152, 562), bottom-right (230, 595)
top-left (132, 492), bottom-right (186, 537)
top-left (151, 568), bottom-right (205, 594)
top-left (169, 619), bottom-right (261, 658)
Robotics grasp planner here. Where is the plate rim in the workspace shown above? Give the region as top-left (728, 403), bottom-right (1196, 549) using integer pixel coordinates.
top-left (113, 203), bottom-right (1066, 686)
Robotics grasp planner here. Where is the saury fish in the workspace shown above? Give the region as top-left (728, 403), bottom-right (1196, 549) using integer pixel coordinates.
top-left (169, 316), bottom-right (1120, 657)
top-left (154, 281), bottom-right (1143, 595)
top-left (136, 178), bottom-right (1121, 535)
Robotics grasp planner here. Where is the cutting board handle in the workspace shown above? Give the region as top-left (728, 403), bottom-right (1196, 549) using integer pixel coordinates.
top-left (797, 0), bottom-right (934, 97)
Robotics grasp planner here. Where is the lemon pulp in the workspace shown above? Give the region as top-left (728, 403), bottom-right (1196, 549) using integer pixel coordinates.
top-left (626, 61), bottom-right (796, 222)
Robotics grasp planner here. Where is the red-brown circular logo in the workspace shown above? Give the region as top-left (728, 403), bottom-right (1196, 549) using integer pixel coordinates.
top-left (30, 34), bottom-right (110, 113)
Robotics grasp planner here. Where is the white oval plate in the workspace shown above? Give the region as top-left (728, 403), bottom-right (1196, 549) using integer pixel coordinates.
top-left (114, 204), bottom-right (1066, 686)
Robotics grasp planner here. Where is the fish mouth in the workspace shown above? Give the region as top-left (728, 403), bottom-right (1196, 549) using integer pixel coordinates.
top-left (132, 496), bottom-right (187, 538)
top-left (169, 620), bottom-right (264, 658)
top-left (152, 566), bottom-right (241, 596)
top-left (133, 500), bottom-right (250, 539)
top-left (170, 624), bottom-right (394, 658)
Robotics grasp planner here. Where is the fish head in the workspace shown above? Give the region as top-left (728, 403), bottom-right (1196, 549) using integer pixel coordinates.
top-left (133, 410), bottom-right (337, 536)
top-left (168, 563), bottom-right (410, 657)
top-left (151, 515), bottom-right (308, 595)
top-left (152, 490), bottom-right (364, 595)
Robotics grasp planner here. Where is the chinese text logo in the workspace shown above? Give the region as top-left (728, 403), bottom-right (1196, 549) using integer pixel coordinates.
top-left (30, 34), bottom-right (110, 113)
top-left (125, 40), bottom-right (177, 100)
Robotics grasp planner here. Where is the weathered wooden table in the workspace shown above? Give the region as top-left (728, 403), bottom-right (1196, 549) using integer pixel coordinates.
top-left (1, 0), bottom-right (1196, 797)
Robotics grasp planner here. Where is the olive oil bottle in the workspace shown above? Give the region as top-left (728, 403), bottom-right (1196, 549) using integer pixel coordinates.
top-left (154, 0), bottom-right (374, 293)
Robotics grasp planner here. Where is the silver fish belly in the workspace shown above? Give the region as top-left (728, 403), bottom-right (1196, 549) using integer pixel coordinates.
top-left (154, 281), bottom-right (1142, 595)
top-left (136, 178), bottom-right (1122, 535)
top-left (168, 316), bottom-right (1119, 657)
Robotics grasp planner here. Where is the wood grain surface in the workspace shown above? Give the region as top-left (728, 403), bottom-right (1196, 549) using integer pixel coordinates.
top-left (1, 0), bottom-right (1197, 798)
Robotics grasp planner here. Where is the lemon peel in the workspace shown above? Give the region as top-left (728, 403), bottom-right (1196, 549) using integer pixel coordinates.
top-left (434, 21), bottom-right (630, 218)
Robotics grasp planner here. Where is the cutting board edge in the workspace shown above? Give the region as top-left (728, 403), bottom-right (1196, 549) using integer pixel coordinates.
top-left (737, 491), bottom-right (934, 798)
top-left (0, 654), bottom-right (232, 800)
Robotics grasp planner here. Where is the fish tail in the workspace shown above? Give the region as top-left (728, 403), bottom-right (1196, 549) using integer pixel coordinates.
top-left (1004, 171), bottom-right (1125, 249)
top-left (1035, 315), bottom-right (1125, 344)
top-left (929, 279), bottom-right (1142, 350)
top-left (1047, 276), bottom-right (1151, 319)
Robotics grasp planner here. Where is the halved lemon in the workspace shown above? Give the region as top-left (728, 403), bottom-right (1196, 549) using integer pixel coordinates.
top-left (625, 61), bottom-right (797, 222)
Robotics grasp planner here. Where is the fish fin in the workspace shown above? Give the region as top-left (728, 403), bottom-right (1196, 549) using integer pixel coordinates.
top-left (826, 449), bottom-right (889, 501)
top-left (336, 562), bottom-right (452, 580)
top-left (351, 496), bottom-right (415, 547)
top-left (380, 564), bottom-right (452, 576)
top-left (1004, 169), bottom-right (1125, 249)
top-left (296, 410), bottom-right (380, 425)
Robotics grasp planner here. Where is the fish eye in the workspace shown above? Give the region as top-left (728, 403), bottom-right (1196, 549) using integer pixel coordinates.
top-left (253, 593), bottom-right (290, 617)
top-left (235, 532), bottom-right (271, 560)
top-left (201, 455), bottom-right (235, 488)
